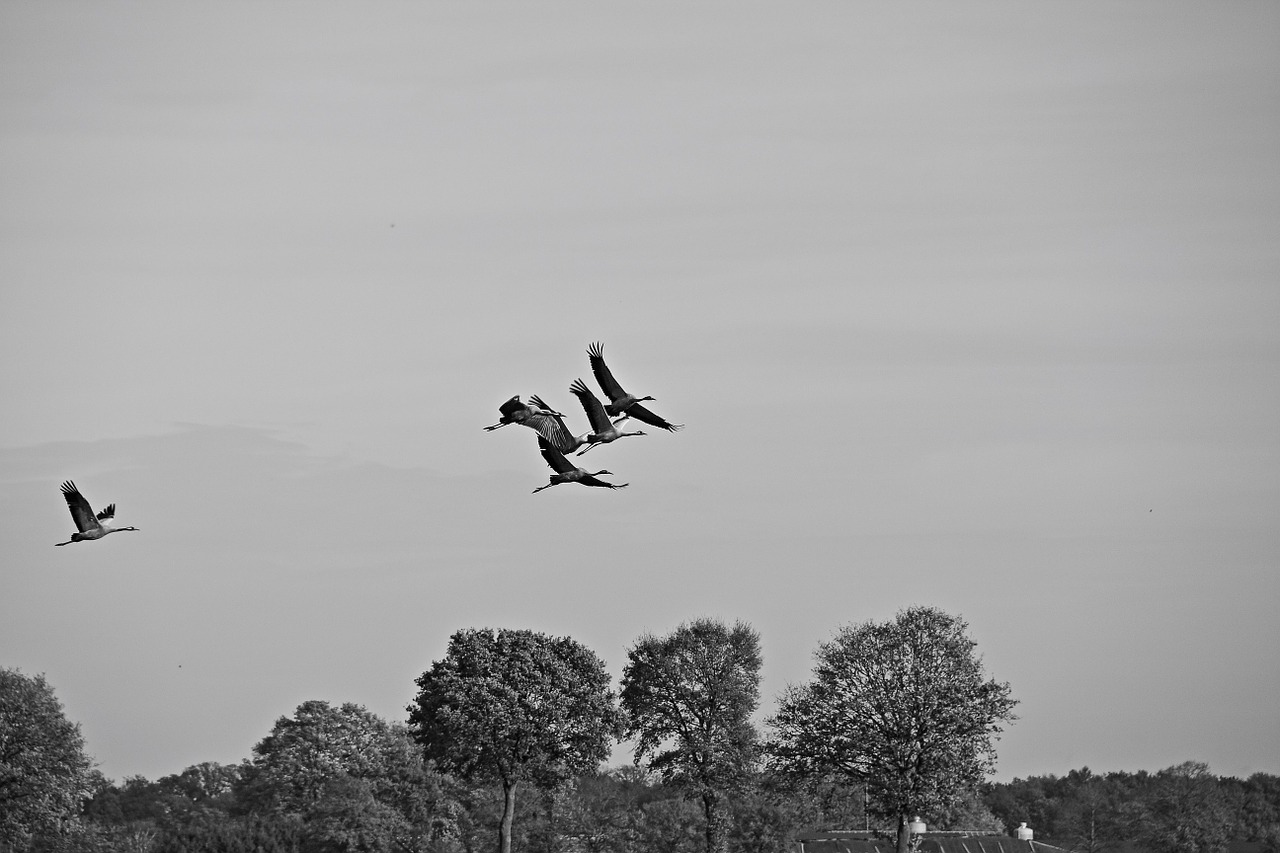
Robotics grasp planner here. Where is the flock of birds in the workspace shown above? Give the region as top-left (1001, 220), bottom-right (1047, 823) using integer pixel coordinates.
top-left (53, 343), bottom-right (681, 546)
top-left (485, 342), bottom-right (682, 494)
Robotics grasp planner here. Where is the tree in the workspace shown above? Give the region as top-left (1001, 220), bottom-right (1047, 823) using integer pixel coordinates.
top-left (766, 606), bottom-right (1018, 853)
top-left (1134, 762), bottom-right (1232, 853)
top-left (1223, 772), bottom-right (1280, 850)
top-left (169, 761), bottom-right (240, 803)
top-left (1052, 768), bottom-right (1129, 853)
top-left (0, 668), bottom-right (97, 851)
top-left (619, 618), bottom-right (763, 853)
top-left (407, 627), bottom-right (622, 853)
top-left (930, 787), bottom-right (1004, 833)
top-left (238, 699), bottom-right (456, 852)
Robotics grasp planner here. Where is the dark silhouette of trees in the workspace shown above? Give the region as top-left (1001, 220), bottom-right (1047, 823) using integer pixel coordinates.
top-left (1223, 772), bottom-right (1280, 850)
top-left (986, 764), bottom-right (1280, 853)
top-left (0, 668), bottom-right (97, 851)
top-left (1046, 767), bottom-right (1131, 853)
top-left (407, 627), bottom-right (621, 853)
top-left (1132, 762), bottom-right (1232, 853)
top-left (563, 766), bottom-right (703, 853)
top-left (620, 618), bottom-right (763, 853)
top-left (767, 606), bottom-right (1018, 853)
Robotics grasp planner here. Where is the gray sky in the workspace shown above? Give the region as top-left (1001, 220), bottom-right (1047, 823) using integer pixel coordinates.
top-left (2, 2), bottom-right (1278, 787)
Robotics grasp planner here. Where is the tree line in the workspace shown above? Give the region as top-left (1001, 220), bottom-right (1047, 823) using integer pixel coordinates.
top-left (985, 764), bottom-right (1280, 853)
top-left (4, 606), bottom-right (1276, 853)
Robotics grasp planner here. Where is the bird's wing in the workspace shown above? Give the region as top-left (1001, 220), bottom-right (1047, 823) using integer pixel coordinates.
top-left (96, 504), bottom-right (116, 521)
top-left (579, 474), bottom-right (627, 489)
top-left (621, 402), bottom-right (683, 432)
top-left (587, 342), bottom-right (627, 402)
top-left (537, 437), bottom-right (576, 474)
top-left (60, 481), bottom-right (101, 534)
top-left (569, 378), bottom-right (611, 432)
top-left (523, 411), bottom-right (575, 450)
top-left (527, 394), bottom-right (566, 418)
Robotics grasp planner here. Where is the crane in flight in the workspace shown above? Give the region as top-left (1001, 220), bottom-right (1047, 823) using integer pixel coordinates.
top-left (483, 395), bottom-right (566, 443)
top-left (54, 481), bottom-right (139, 546)
top-left (569, 378), bottom-right (646, 455)
top-left (531, 437), bottom-right (629, 494)
top-left (527, 394), bottom-right (585, 452)
top-left (587, 342), bottom-right (683, 432)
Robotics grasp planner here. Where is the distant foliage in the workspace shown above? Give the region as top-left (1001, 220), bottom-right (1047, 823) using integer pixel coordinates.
top-left (986, 763), bottom-right (1280, 853)
top-left (75, 703), bottom-right (458, 853)
top-left (1136, 762), bottom-right (1232, 853)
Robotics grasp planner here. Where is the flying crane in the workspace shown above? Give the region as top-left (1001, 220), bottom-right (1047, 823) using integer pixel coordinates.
top-left (531, 437), bottom-right (629, 494)
top-left (569, 378), bottom-right (645, 455)
top-left (54, 481), bottom-right (139, 546)
top-left (483, 395), bottom-right (567, 443)
top-left (587, 342), bottom-right (683, 432)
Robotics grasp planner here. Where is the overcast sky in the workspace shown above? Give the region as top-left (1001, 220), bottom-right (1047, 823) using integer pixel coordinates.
top-left (2, 2), bottom-right (1278, 790)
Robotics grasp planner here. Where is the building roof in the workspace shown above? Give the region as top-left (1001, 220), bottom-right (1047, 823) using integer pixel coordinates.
top-left (793, 832), bottom-right (1067, 853)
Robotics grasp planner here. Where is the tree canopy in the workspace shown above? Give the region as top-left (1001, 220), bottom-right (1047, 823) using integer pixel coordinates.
top-left (1135, 761), bottom-right (1233, 853)
top-left (0, 667), bottom-right (97, 851)
top-left (767, 606), bottom-right (1018, 853)
top-left (407, 627), bottom-right (621, 853)
top-left (238, 699), bottom-right (456, 852)
top-left (620, 618), bottom-right (763, 853)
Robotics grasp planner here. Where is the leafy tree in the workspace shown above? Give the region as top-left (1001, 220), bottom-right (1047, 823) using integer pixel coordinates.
top-left (554, 769), bottom-right (648, 852)
top-left (555, 766), bottom-right (866, 853)
top-left (0, 668), bottom-right (97, 851)
top-left (168, 762), bottom-right (240, 803)
top-left (984, 774), bottom-right (1054, 837)
top-left (727, 773), bottom-right (830, 853)
top-left (766, 606), bottom-right (1017, 853)
top-left (984, 768), bottom-right (1145, 845)
top-left (1133, 762), bottom-right (1232, 853)
top-left (1050, 768), bottom-right (1128, 853)
top-left (81, 766), bottom-right (308, 853)
top-left (632, 796), bottom-right (706, 853)
top-left (407, 628), bottom-right (622, 853)
top-left (1222, 772), bottom-right (1280, 850)
top-left (929, 787), bottom-right (1003, 833)
top-left (619, 618), bottom-right (762, 853)
top-left (151, 808), bottom-right (302, 853)
top-left (238, 699), bottom-right (456, 852)
top-left (550, 766), bottom-right (711, 853)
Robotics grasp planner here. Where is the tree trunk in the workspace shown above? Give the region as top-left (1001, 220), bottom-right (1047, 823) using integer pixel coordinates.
top-left (499, 780), bottom-right (517, 853)
top-left (702, 789), bottom-right (728, 853)
top-left (896, 813), bottom-right (911, 853)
